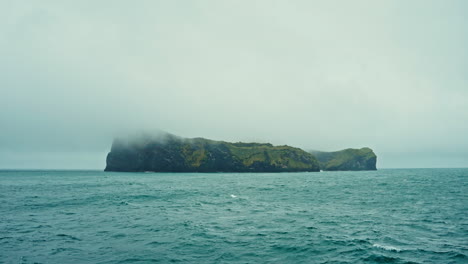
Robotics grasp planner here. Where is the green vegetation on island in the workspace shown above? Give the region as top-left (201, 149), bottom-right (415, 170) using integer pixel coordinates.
top-left (310, 148), bottom-right (377, 171)
top-left (105, 133), bottom-right (320, 172)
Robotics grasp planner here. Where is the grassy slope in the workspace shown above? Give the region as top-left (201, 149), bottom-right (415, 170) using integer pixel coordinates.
top-left (227, 143), bottom-right (318, 169)
top-left (311, 147), bottom-right (377, 171)
top-left (177, 137), bottom-right (319, 171)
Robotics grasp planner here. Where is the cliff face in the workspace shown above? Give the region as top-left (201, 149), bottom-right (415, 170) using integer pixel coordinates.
top-left (105, 133), bottom-right (320, 172)
top-left (310, 148), bottom-right (377, 171)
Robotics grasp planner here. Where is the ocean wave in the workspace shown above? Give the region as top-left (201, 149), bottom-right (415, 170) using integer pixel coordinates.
top-left (373, 243), bottom-right (402, 252)
top-left (56, 233), bottom-right (81, 241)
top-left (363, 254), bottom-right (402, 263)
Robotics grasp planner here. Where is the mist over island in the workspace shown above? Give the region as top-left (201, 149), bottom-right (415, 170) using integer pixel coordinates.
top-left (104, 132), bottom-right (376, 172)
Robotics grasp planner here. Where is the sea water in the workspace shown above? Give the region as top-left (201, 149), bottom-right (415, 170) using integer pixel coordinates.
top-left (0, 169), bottom-right (467, 263)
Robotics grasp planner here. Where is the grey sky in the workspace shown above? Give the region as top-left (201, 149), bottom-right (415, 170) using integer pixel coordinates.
top-left (1, 0), bottom-right (467, 169)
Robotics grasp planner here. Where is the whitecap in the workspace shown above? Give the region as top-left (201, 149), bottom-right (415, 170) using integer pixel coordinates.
top-left (373, 243), bottom-right (402, 252)
top-left (230, 194), bottom-right (237, 198)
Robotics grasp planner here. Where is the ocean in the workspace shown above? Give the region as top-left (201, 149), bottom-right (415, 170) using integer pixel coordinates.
top-left (0, 169), bottom-right (467, 263)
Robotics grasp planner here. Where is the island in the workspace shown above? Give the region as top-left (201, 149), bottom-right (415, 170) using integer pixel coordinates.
top-left (104, 132), bottom-right (377, 172)
top-left (105, 133), bottom-right (320, 172)
top-left (310, 148), bottom-right (377, 171)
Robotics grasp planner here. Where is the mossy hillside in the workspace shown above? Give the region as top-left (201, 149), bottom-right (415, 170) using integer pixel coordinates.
top-left (226, 144), bottom-right (318, 169)
top-left (310, 147), bottom-right (377, 171)
top-left (177, 139), bottom-right (319, 171)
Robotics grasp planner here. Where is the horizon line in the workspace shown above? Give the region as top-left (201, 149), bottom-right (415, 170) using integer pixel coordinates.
top-left (1, 167), bottom-right (467, 171)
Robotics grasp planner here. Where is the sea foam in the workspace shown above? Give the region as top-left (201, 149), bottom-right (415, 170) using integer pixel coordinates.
top-left (373, 243), bottom-right (402, 252)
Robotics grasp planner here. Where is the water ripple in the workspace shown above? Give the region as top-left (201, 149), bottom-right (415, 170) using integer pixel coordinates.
top-left (0, 169), bottom-right (467, 263)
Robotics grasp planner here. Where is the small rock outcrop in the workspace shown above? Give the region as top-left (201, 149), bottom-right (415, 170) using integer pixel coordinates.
top-left (310, 148), bottom-right (377, 171)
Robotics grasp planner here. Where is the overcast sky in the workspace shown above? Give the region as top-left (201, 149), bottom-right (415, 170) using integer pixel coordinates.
top-left (1, 0), bottom-right (467, 169)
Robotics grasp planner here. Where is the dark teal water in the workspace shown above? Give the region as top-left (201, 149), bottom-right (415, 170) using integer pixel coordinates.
top-left (0, 169), bottom-right (467, 264)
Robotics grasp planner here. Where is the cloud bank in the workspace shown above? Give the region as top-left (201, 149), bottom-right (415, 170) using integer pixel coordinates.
top-left (1, 0), bottom-right (467, 168)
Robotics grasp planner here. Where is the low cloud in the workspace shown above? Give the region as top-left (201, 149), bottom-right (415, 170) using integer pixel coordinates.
top-left (0, 0), bottom-right (467, 169)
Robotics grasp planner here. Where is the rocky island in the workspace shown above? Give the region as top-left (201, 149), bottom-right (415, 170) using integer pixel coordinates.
top-left (310, 148), bottom-right (377, 171)
top-left (105, 133), bottom-right (320, 172)
top-left (104, 132), bottom-right (377, 172)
